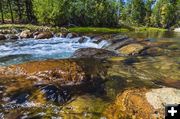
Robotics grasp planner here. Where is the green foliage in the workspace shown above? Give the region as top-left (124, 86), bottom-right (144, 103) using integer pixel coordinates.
top-left (0, 0), bottom-right (179, 28)
top-left (151, 0), bottom-right (179, 28)
top-left (33, 0), bottom-right (118, 27)
top-left (33, 0), bottom-right (61, 25)
top-left (144, 0), bottom-right (156, 26)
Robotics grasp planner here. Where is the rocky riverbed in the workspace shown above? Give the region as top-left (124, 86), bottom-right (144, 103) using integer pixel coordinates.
top-left (0, 28), bottom-right (180, 119)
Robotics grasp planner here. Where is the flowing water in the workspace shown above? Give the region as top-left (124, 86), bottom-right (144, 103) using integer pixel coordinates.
top-left (0, 36), bottom-right (109, 66)
top-left (0, 31), bottom-right (180, 119)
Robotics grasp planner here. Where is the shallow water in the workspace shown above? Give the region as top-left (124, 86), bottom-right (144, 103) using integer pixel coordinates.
top-left (0, 31), bottom-right (180, 118)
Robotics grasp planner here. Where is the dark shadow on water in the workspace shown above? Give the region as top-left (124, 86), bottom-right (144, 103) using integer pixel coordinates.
top-left (123, 57), bottom-right (140, 65)
top-left (0, 54), bottom-right (33, 66)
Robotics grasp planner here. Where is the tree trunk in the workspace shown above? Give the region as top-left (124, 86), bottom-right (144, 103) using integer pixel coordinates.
top-left (8, 0), bottom-right (14, 23)
top-left (0, 0), bottom-right (4, 23)
top-left (25, 0), bottom-right (36, 23)
top-left (16, 0), bottom-right (22, 22)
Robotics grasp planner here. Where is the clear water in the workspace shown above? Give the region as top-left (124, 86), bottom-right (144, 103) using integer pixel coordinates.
top-left (0, 36), bottom-right (109, 66)
top-left (0, 31), bottom-right (180, 118)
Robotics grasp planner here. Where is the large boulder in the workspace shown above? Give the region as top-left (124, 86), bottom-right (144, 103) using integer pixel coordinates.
top-left (0, 34), bottom-right (6, 40)
top-left (0, 59), bottom-right (108, 107)
top-left (19, 30), bottom-right (33, 38)
top-left (0, 59), bottom-right (108, 86)
top-left (118, 43), bottom-right (145, 56)
top-left (72, 48), bottom-right (118, 59)
top-left (34, 31), bottom-right (53, 39)
top-left (146, 88), bottom-right (180, 109)
top-left (104, 88), bottom-right (156, 119)
top-left (174, 28), bottom-right (180, 32)
top-left (0, 60), bottom-right (85, 84)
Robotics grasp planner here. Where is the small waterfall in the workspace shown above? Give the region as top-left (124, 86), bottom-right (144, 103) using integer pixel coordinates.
top-left (0, 36), bottom-right (110, 66)
top-left (97, 40), bottom-right (110, 48)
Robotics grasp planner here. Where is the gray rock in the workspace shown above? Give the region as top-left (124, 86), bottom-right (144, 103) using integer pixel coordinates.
top-left (34, 31), bottom-right (53, 39)
top-left (0, 34), bottom-right (6, 40)
top-left (111, 35), bottom-right (129, 43)
top-left (105, 38), bottom-right (135, 51)
top-left (146, 88), bottom-right (180, 109)
top-left (7, 34), bottom-right (19, 40)
top-left (66, 33), bottom-right (79, 39)
top-left (141, 47), bottom-right (165, 56)
top-left (174, 28), bottom-right (180, 32)
top-left (72, 48), bottom-right (118, 59)
top-left (20, 30), bottom-right (33, 38)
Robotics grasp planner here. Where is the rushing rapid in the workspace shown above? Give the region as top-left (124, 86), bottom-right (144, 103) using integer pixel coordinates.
top-left (0, 36), bottom-right (110, 66)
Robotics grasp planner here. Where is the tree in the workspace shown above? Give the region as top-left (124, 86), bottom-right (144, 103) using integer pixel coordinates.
top-left (122, 0), bottom-right (146, 25)
top-left (7, 0), bottom-right (14, 23)
top-left (144, 0), bottom-right (155, 26)
top-left (151, 0), bottom-right (179, 28)
top-left (15, 0), bottom-right (23, 22)
top-left (25, 0), bottom-right (36, 23)
top-left (0, 0), bottom-right (4, 23)
top-left (131, 0), bottom-right (146, 25)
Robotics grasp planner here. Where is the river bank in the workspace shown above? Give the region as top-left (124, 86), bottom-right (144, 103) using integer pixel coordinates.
top-left (0, 24), bottom-right (168, 33)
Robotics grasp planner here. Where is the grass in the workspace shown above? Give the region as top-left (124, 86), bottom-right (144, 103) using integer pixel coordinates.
top-left (135, 27), bottom-right (168, 32)
top-left (68, 27), bottom-right (130, 33)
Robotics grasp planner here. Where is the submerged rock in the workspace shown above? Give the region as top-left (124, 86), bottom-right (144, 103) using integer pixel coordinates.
top-left (141, 40), bottom-right (174, 48)
top-left (153, 79), bottom-right (180, 89)
top-left (0, 34), bottom-right (6, 40)
top-left (104, 88), bottom-right (154, 119)
top-left (0, 58), bottom-right (109, 94)
top-left (0, 60), bottom-right (86, 85)
top-left (0, 58), bottom-right (110, 111)
top-left (141, 47), bottom-right (165, 56)
top-left (72, 48), bottom-right (118, 59)
top-left (20, 30), bottom-right (33, 38)
top-left (106, 38), bottom-right (134, 51)
top-left (104, 88), bottom-right (180, 119)
top-left (110, 35), bottom-right (129, 43)
top-left (139, 56), bottom-right (180, 81)
top-left (62, 95), bottom-right (108, 115)
top-left (34, 31), bottom-right (53, 39)
top-left (118, 43), bottom-right (145, 56)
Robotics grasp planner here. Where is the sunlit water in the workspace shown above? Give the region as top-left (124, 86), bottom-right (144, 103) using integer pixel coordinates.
top-left (0, 36), bottom-right (109, 66)
top-left (0, 31), bottom-right (180, 118)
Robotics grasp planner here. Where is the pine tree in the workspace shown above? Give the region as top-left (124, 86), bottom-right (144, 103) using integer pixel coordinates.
top-left (0, 0), bottom-right (4, 23)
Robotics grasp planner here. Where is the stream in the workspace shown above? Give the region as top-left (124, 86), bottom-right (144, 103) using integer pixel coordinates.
top-left (0, 31), bottom-right (180, 119)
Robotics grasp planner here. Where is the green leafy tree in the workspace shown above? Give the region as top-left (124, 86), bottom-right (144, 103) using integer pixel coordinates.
top-left (144, 0), bottom-right (155, 26)
top-left (122, 0), bottom-right (146, 26)
top-left (151, 0), bottom-right (179, 28)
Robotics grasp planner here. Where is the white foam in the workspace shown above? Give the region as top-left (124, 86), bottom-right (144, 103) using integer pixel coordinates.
top-left (0, 36), bottom-right (110, 65)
